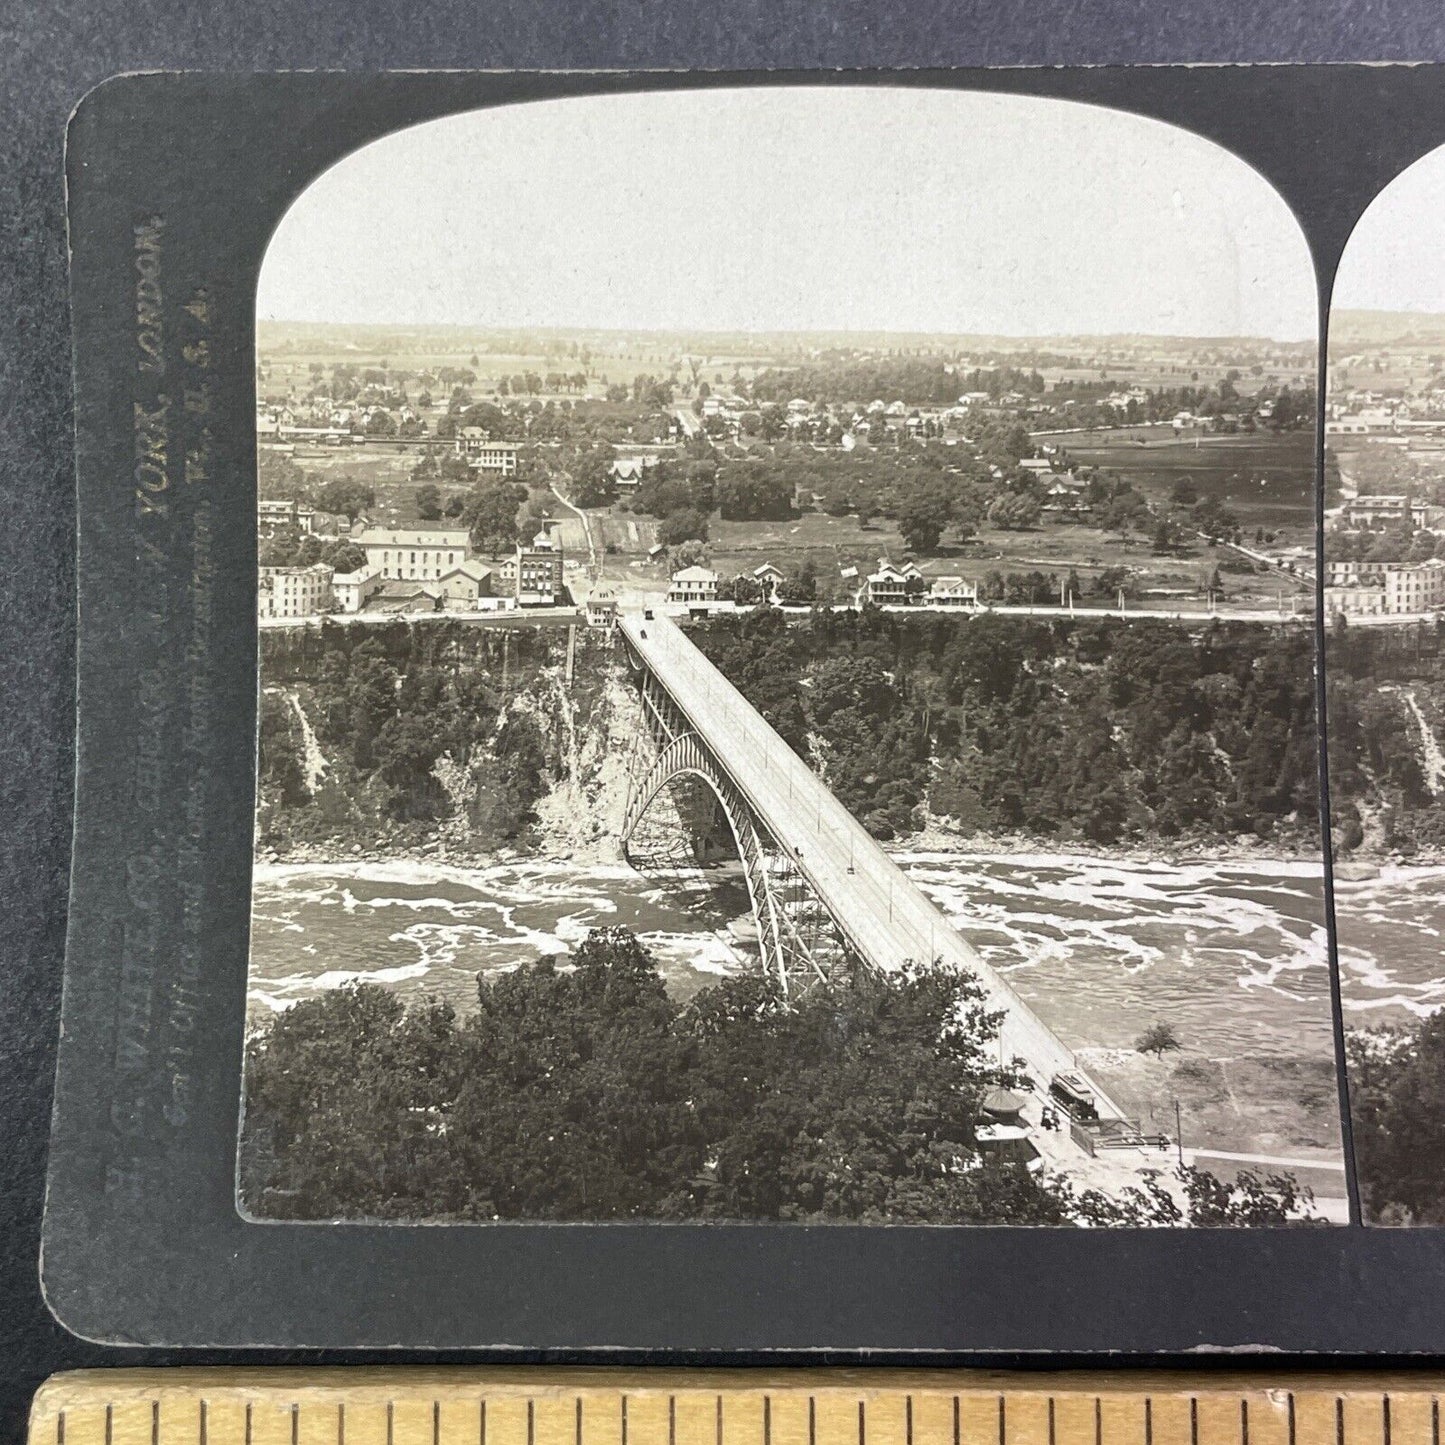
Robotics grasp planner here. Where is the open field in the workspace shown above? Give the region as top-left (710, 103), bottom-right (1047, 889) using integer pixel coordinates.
top-left (1042, 430), bottom-right (1316, 534)
top-left (1085, 1048), bottom-right (1343, 1172)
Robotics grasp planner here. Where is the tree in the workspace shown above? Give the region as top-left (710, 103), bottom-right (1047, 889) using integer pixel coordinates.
top-left (1134, 1021), bottom-right (1182, 1059)
top-left (1099, 491), bottom-right (1149, 543)
top-left (462, 480), bottom-right (526, 557)
top-left (986, 492), bottom-right (1041, 532)
top-left (324, 541), bottom-right (368, 574)
top-left (568, 449), bottom-right (617, 509)
top-left (316, 477), bottom-right (375, 522)
top-left (258, 450), bottom-right (310, 501)
top-left (1349, 1018), bottom-right (1445, 1223)
top-left (657, 509), bottom-right (710, 546)
top-left (898, 490), bottom-right (952, 554)
top-left (669, 539), bottom-right (709, 571)
top-left (1193, 495), bottom-right (1239, 540)
top-left (716, 468), bottom-right (792, 522)
top-left (414, 483), bottom-right (443, 521)
top-left (241, 927), bottom-right (1320, 1227)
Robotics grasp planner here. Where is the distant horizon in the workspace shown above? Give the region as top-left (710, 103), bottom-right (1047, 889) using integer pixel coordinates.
top-left (258, 89), bottom-right (1317, 342)
top-left (256, 317), bottom-right (1316, 346)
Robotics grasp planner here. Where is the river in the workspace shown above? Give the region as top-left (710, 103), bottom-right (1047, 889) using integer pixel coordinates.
top-left (248, 850), bottom-right (1354, 1064)
top-left (1333, 863), bottom-right (1445, 1022)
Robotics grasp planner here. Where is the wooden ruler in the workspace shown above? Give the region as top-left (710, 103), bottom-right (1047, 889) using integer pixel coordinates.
top-left (27, 1371), bottom-right (1445, 1445)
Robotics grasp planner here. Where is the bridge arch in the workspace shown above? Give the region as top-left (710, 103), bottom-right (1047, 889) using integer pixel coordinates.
top-left (621, 730), bottom-right (825, 997)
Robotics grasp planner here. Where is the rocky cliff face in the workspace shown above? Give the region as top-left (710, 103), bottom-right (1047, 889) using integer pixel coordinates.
top-left (255, 622), bottom-right (644, 866)
top-left (520, 650), bottom-right (640, 864)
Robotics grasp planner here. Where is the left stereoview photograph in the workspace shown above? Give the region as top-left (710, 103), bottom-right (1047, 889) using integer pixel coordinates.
top-left (239, 86), bottom-right (1343, 1227)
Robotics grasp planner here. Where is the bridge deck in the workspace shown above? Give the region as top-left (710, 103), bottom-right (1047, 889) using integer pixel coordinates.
top-left (618, 610), bottom-right (1119, 1117)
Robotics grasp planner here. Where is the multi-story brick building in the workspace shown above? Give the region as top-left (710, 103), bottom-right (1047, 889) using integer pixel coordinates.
top-left (258, 563), bottom-right (333, 619)
top-left (514, 528), bottom-right (565, 606)
top-left (1326, 558), bottom-right (1445, 616)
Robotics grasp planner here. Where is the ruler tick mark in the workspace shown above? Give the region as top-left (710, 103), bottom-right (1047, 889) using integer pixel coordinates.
top-left (809, 1397), bottom-right (817, 1445)
top-left (1336, 1399), bottom-right (1345, 1445)
top-left (1191, 1399), bottom-right (1199, 1445)
top-left (765, 1397), bottom-right (772, 1445)
top-left (153, 1400), bottom-right (160, 1445)
top-left (1144, 1400), bottom-right (1151, 1445)
top-left (1242, 1399), bottom-right (1250, 1445)
top-left (716, 1396), bottom-right (723, 1445)
top-left (56, 1409), bottom-right (65, 1445)
top-left (292, 1402), bottom-right (300, 1445)
top-left (670, 1397), bottom-right (677, 1445)
top-left (859, 1400), bottom-right (866, 1445)
top-left (906, 1396), bottom-right (913, 1445)
top-left (529, 1401), bottom-right (536, 1445)
top-left (105, 1405), bottom-right (113, 1445)
top-left (1433, 1399), bottom-right (1440, 1445)
top-left (1050, 1398), bottom-right (1058, 1445)
top-left (246, 1403), bottom-right (253, 1445)
top-left (953, 1398), bottom-right (960, 1445)
top-left (999, 1395), bottom-right (1007, 1445)
top-left (339, 1402), bottom-right (346, 1445)
top-left (575, 1399), bottom-right (582, 1445)
top-left (483, 1400), bottom-right (489, 1445)
top-left (1288, 1396), bottom-right (1296, 1445)
top-left (621, 1396), bottom-right (628, 1445)
top-left (1384, 1395), bottom-right (1392, 1445)
top-left (388, 1401), bottom-right (395, 1445)
top-left (1095, 1399), bottom-right (1102, 1445)
top-left (440, 1401), bottom-right (447, 1445)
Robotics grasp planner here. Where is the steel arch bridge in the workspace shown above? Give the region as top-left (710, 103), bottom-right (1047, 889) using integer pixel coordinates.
top-left (621, 668), bottom-right (851, 998)
top-left (612, 609), bottom-right (1123, 1134)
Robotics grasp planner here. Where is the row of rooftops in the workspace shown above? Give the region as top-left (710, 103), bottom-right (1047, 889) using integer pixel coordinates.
top-left (660, 557), bottom-right (976, 601)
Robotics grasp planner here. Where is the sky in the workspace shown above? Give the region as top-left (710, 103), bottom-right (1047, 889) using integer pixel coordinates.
top-left (258, 87), bottom-right (1318, 341)
top-left (1334, 144), bottom-right (1445, 315)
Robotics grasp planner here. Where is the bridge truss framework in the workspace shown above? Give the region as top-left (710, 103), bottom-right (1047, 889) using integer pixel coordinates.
top-left (620, 668), bottom-right (852, 998)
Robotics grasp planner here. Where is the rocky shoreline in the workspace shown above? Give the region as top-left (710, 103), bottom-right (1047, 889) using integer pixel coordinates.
top-left (257, 818), bottom-right (1367, 876)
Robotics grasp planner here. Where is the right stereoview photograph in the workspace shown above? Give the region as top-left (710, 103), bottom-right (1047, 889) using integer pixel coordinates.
top-left (1327, 147), bottom-right (1445, 1224)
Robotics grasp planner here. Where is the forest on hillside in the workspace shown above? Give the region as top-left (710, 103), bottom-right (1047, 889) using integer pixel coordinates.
top-left (254, 612), bottom-right (1445, 863)
top-left (240, 926), bottom-right (1317, 1226)
top-left (1349, 1014), bottom-right (1445, 1225)
top-left (691, 609), bottom-right (1323, 848)
top-left (255, 620), bottom-right (608, 857)
top-left (1325, 618), bottom-right (1445, 858)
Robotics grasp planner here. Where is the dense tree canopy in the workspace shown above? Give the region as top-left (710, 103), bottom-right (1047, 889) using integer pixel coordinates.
top-left (1349, 1016), bottom-right (1445, 1224)
top-left (316, 476), bottom-right (376, 522)
top-left (242, 927), bottom-right (1316, 1226)
top-left (462, 479), bottom-right (528, 557)
top-left (255, 625), bottom-right (581, 851)
top-left (693, 609), bottom-right (1321, 846)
